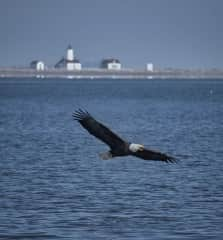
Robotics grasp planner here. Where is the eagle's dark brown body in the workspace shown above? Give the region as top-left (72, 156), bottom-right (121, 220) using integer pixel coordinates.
top-left (73, 109), bottom-right (176, 163)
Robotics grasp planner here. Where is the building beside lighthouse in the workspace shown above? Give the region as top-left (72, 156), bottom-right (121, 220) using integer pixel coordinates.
top-left (146, 63), bottom-right (154, 72)
top-left (30, 60), bottom-right (45, 71)
top-left (101, 58), bottom-right (121, 70)
top-left (55, 45), bottom-right (82, 70)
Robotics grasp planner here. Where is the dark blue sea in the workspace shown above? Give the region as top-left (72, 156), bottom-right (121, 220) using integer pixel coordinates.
top-left (0, 78), bottom-right (223, 239)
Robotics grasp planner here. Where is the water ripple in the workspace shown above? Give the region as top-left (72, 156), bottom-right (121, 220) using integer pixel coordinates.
top-left (0, 78), bottom-right (223, 239)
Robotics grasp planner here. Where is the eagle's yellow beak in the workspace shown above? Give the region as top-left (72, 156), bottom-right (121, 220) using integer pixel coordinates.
top-left (139, 145), bottom-right (144, 151)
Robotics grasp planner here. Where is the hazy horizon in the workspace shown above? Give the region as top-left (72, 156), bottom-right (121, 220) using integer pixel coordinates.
top-left (1, 0), bottom-right (223, 69)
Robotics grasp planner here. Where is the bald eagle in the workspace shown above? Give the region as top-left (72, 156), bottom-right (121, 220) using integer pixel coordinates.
top-left (73, 109), bottom-right (176, 163)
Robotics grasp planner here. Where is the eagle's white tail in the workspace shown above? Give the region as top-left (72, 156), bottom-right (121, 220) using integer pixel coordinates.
top-left (99, 151), bottom-right (112, 160)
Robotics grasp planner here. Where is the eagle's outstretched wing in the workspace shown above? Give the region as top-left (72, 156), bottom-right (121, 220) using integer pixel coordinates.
top-left (132, 147), bottom-right (176, 163)
top-left (73, 109), bottom-right (126, 149)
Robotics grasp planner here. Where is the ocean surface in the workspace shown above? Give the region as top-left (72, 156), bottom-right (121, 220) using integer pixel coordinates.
top-left (0, 78), bottom-right (223, 240)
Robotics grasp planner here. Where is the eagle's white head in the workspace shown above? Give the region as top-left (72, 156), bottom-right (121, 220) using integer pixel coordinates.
top-left (129, 143), bottom-right (144, 152)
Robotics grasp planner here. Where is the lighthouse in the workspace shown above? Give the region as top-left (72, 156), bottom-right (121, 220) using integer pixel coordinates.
top-left (55, 45), bottom-right (82, 71)
top-left (66, 45), bottom-right (74, 62)
top-left (66, 45), bottom-right (81, 70)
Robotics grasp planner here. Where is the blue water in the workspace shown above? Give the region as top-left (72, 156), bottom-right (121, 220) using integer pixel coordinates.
top-left (0, 78), bottom-right (223, 239)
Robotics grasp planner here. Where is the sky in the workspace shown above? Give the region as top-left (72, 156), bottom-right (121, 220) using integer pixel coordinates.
top-left (1, 0), bottom-right (223, 69)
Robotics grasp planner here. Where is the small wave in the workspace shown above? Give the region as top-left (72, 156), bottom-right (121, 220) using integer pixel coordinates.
top-left (0, 234), bottom-right (58, 240)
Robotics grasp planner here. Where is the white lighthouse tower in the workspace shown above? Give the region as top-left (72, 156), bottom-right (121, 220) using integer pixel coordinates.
top-left (66, 45), bottom-right (82, 71)
top-left (66, 45), bottom-right (74, 62)
top-left (55, 45), bottom-right (82, 71)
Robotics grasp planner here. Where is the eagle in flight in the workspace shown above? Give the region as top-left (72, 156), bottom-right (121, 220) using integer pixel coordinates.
top-left (73, 109), bottom-right (176, 163)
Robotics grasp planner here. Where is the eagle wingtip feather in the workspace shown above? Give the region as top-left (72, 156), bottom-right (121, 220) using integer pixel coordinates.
top-left (73, 109), bottom-right (91, 121)
top-left (166, 156), bottom-right (178, 163)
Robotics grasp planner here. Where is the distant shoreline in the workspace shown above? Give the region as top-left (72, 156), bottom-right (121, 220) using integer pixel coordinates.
top-left (0, 67), bottom-right (223, 79)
